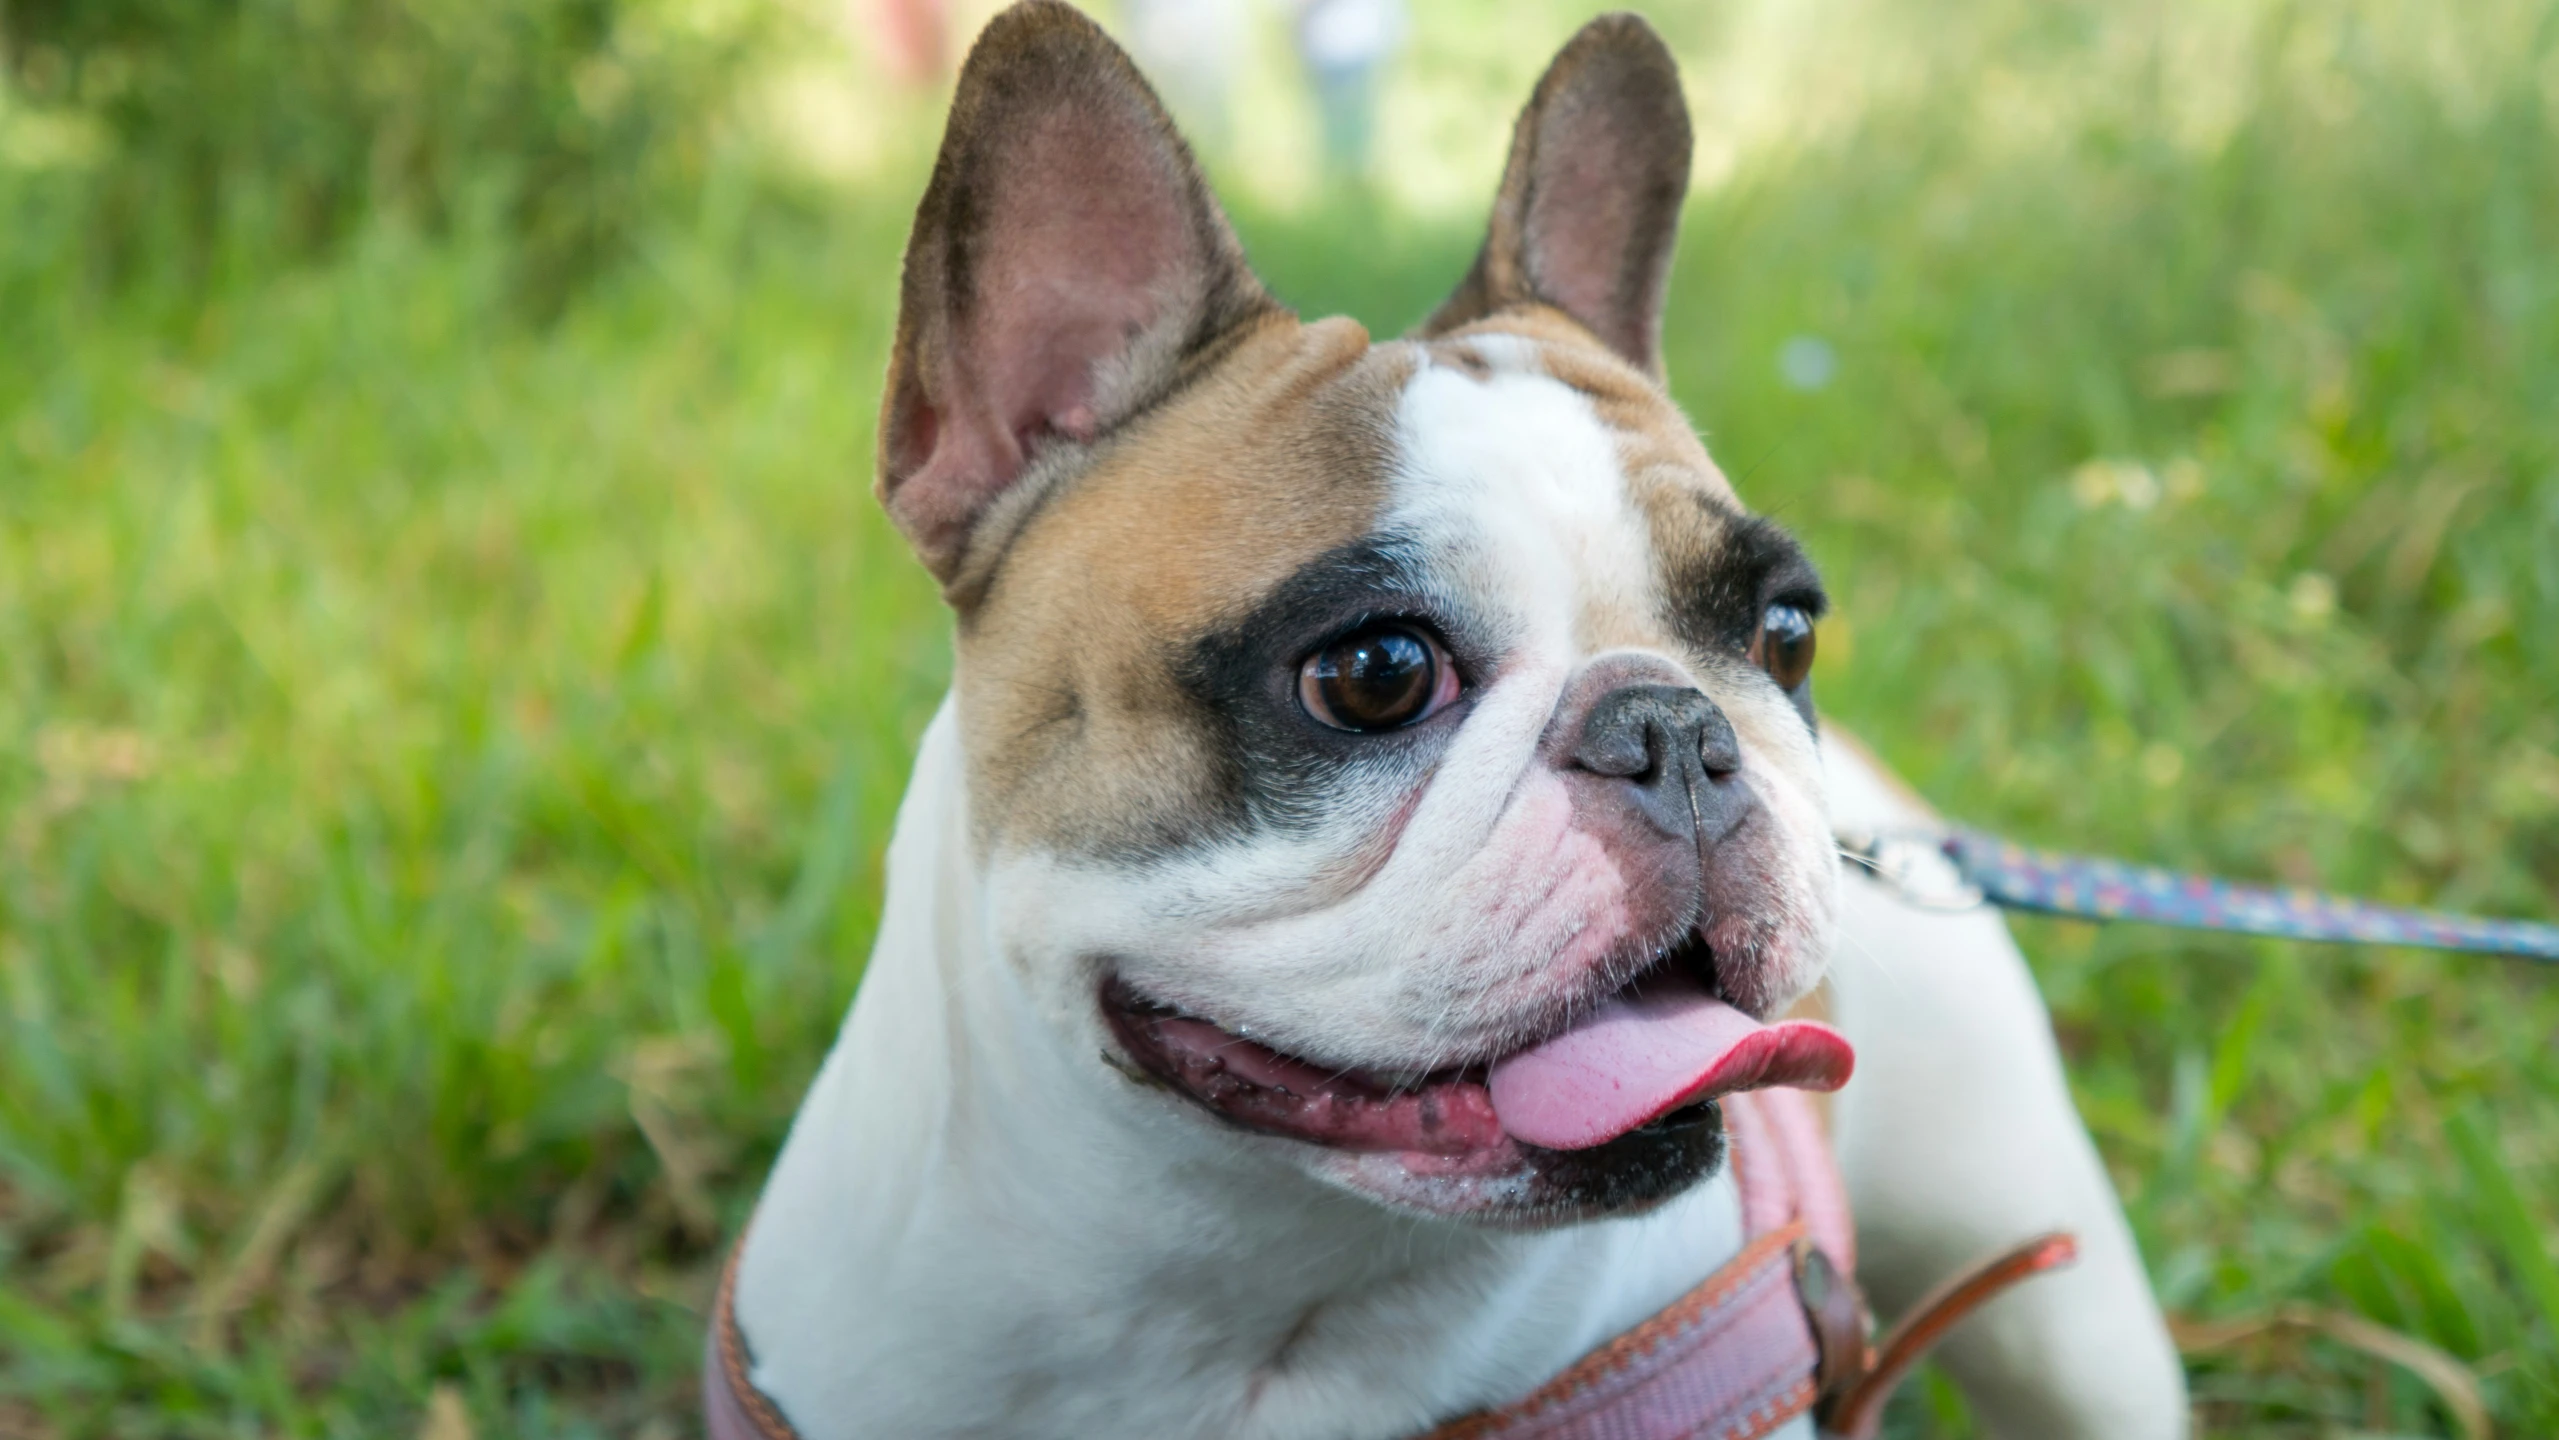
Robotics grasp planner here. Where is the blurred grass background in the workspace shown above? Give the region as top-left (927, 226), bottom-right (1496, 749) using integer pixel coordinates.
top-left (2, 0), bottom-right (2555, 1435)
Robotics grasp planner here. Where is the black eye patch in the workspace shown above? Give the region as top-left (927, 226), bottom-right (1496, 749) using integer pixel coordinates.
top-left (1657, 500), bottom-right (1826, 728)
top-left (1659, 501), bottom-right (1826, 657)
top-left (1182, 535), bottom-right (1481, 833)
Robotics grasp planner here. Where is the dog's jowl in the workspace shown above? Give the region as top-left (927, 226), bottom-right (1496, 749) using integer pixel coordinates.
top-left (712, 5), bottom-right (2189, 1438)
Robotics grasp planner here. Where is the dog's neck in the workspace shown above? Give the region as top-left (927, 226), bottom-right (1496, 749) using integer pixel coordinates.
top-left (731, 701), bottom-right (1759, 1440)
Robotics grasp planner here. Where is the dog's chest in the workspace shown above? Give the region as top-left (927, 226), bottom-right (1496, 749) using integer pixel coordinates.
top-left (736, 1122), bottom-right (1766, 1440)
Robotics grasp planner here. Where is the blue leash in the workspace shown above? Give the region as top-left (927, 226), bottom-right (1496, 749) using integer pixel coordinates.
top-left (1840, 829), bottom-right (2559, 963)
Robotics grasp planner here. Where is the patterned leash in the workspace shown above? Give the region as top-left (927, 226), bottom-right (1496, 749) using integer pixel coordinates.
top-left (1840, 828), bottom-right (2559, 963)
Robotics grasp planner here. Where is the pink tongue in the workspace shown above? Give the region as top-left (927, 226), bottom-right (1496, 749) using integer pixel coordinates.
top-left (1488, 973), bottom-right (1855, 1151)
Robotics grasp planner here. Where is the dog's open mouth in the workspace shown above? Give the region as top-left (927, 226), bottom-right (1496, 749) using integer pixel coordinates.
top-left (1103, 935), bottom-right (1853, 1167)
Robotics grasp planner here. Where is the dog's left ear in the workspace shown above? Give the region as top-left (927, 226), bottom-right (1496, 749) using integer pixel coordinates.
top-left (1417, 13), bottom-right (1691, 375)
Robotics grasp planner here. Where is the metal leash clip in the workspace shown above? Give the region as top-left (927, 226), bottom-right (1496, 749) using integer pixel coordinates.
top-left (1835, 828), bottom-right (1985, 913)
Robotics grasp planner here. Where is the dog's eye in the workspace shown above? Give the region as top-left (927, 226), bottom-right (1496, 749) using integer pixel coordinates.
top-left (1751, 604), bottom-right (1817, 690)
top-left (1299, 624), bottom-right (1457, 732)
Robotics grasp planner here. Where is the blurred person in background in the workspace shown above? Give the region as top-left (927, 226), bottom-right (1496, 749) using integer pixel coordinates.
top-left (879, 0), bottom-right (1404, 179)
top-left (1289, 0), bottom-right (1403, 181)
top-left (1125, 0), bottom-right (1409, 181)
top-left (1122, 0), bottom-right (1254, 150)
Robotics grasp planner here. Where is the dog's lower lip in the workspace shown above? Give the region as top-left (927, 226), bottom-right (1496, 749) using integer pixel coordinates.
top-left (1099, 922), bottom-right (1746, 1163)
top-left (1101, 979), bottom-right (1512, 1162)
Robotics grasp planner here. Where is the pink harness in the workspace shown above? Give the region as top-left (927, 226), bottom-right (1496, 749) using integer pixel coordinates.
top-left (704, 1088), bottom-right (2069, 1440)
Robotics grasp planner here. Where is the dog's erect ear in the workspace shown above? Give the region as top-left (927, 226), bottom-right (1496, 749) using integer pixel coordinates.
top-left (1417, 14), bottom-right (1691, 374)
top-left (876, 0), bottom-right (1276, 596)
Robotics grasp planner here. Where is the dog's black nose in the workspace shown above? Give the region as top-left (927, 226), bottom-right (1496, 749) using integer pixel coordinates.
top-left (1571, 684), bottom-right (1746, 842)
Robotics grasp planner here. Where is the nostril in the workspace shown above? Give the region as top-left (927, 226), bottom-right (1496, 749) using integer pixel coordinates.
top-left (1577, 724), bottom-right (1654, 779)
top-left (1699, 735), bottom-right (1740, 778)
top-left (1698, 709), bottom-right (1742, 779)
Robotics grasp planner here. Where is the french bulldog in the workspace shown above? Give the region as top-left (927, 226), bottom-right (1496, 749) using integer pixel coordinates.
top-left (719, 4), bottom-right (2188, 1436)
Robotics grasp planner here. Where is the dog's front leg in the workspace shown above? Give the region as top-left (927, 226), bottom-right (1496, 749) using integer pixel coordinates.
top-left (1821, 733), bottom-right (2188, 1438)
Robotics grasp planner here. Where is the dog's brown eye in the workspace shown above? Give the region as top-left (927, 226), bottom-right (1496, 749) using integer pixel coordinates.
top-left (1299, 624), bottom-right (1456, 732)
top-left (1751, 604), bottom-right (1817, 690)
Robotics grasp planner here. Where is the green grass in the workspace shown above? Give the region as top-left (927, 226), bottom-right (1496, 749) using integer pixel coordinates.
top-left (0, 171), bottom-right (952, 1434)
top-left (5, 1), bottom-right (2558, 1435)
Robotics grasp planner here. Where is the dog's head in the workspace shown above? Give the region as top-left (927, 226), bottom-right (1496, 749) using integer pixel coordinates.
top-left (877, 1), bottom-right (1844, 1224)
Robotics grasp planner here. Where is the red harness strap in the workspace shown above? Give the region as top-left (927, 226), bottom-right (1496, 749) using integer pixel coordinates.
top-left (702, 1088), bottom-right (2069, 1440)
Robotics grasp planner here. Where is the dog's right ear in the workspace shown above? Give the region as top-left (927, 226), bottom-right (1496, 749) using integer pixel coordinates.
top-left (877, 0), bottom-right (1277, 600)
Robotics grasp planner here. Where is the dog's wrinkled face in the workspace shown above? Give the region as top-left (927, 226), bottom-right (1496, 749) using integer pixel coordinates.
top-left (877, 2), bottom-right (1841, 1224)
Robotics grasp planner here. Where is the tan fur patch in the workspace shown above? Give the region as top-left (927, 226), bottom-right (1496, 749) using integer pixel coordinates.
top-left (956, 316), bottom-right (1410, 854)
